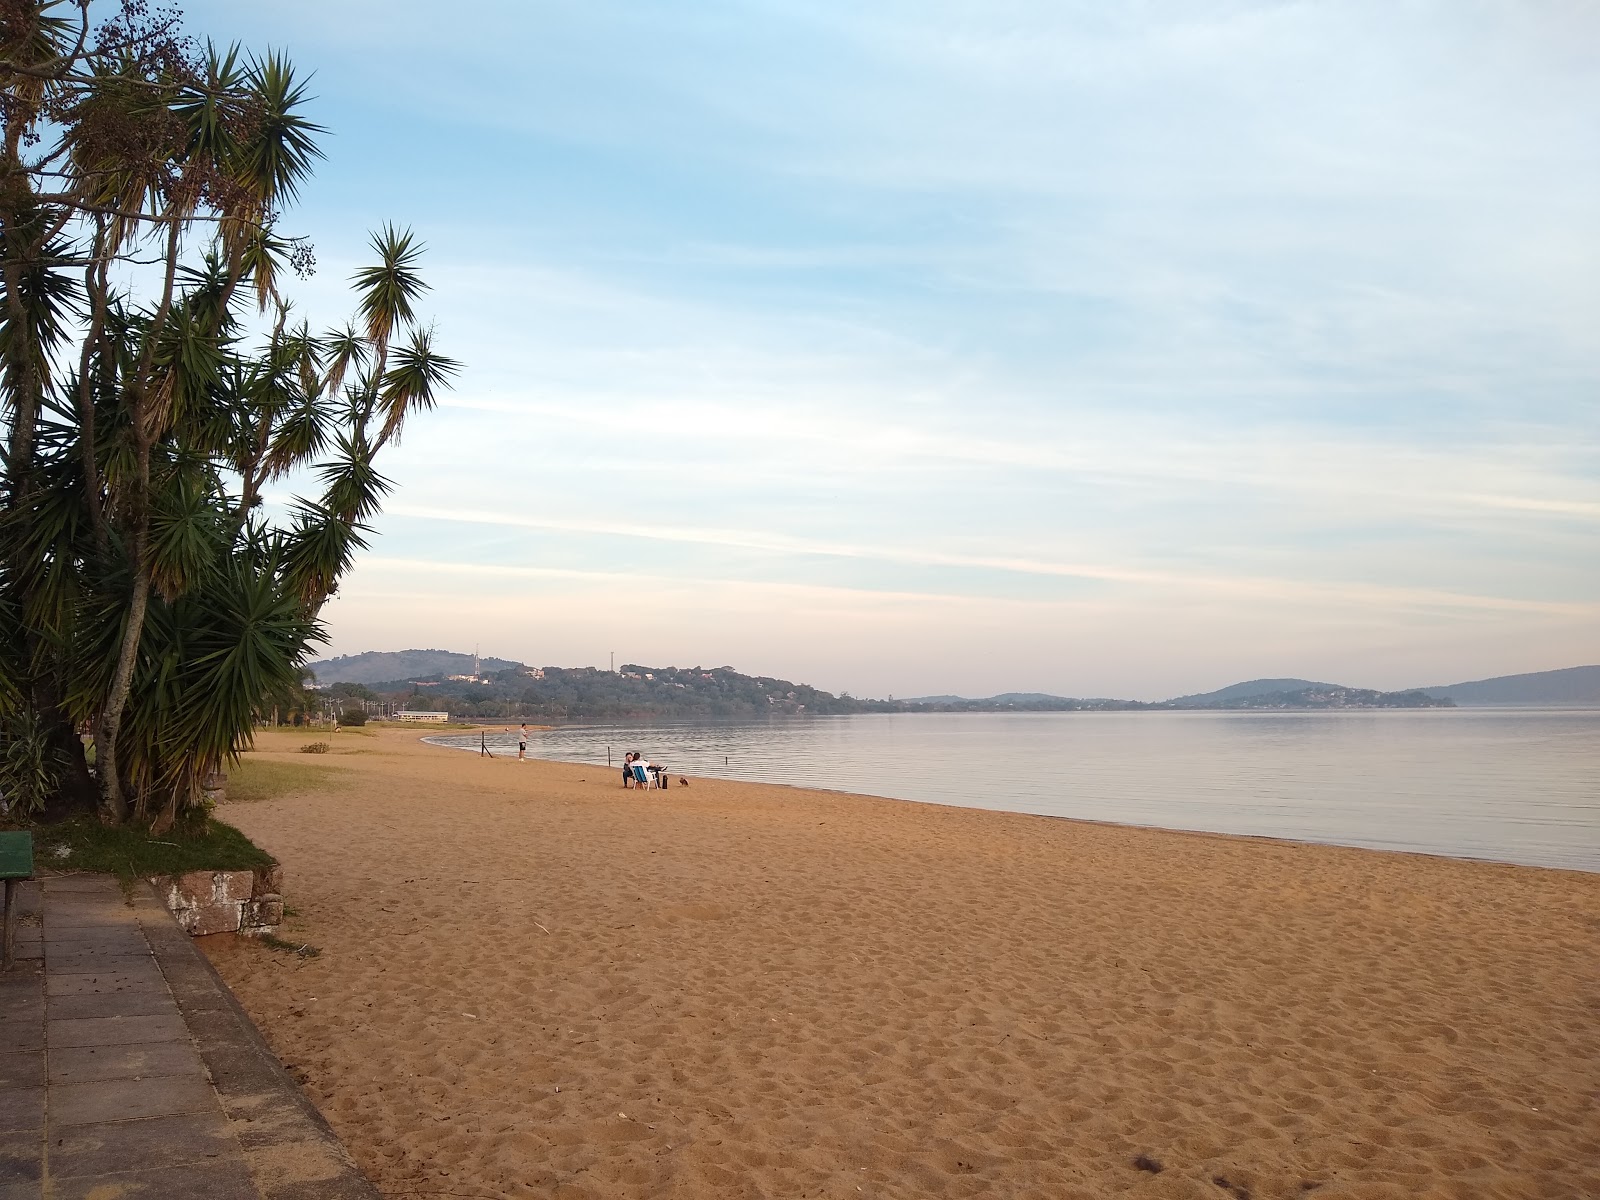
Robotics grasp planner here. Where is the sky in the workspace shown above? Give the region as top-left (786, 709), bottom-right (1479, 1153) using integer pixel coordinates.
top-left (185, 0), bottom-right (1597, 701)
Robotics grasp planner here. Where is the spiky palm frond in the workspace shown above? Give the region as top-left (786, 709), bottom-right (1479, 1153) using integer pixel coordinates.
top-left (238, 52), bottom-right (325, 207)
top-left (0, 0), bottom-right (78, 109)
top-left (0, 411), bottom-right (95, 640)
top-left (376, 325), bottom-right (459, 446)
top-left (173, 43), bottom-right (247, 169)
top-left (118, 539), bottom-right (322, 808)
top-left (316, 432), bottom-right (392, 524)
top-left (352, 225), bottom-right (427, 346)
top-left (0, 210), bottom-right (83, 404)
top-left (146, 453), bottom-right (227, 602)
top-left (320, 322), bottom-right (368, 398)
top-left (281, 499), bottom-right (368, 608)
top-left (146, 298), bottom-right (230, 436)
top-left (261, 395), bottom-right (332, 480)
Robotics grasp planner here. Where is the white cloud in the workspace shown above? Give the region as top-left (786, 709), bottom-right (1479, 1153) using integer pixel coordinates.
top-left (206, 0), bottom-right (1598, 692)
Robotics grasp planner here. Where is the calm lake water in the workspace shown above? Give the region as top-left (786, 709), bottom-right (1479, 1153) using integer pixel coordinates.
top-left (428, 710), bottom-right (1600, 873)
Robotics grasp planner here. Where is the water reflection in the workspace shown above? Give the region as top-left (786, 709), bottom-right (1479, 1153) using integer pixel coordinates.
top-left (428, 709), bottom-right (1600, 873)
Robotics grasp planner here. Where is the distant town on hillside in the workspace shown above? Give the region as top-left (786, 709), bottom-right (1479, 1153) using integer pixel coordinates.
top-left (302, 653), bottom-right (1598, 723)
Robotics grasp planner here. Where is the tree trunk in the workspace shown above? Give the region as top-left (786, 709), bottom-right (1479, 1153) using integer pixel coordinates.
top-left (95, 424), bottom-right (153, 827)
top-left (94, 559), bottom-right (151, 824)
top-left (148, 784), bottom-right (180, 836)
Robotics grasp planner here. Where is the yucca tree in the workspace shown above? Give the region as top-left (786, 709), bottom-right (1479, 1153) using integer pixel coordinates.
top-left (1, 1), bottom-right (458, 829)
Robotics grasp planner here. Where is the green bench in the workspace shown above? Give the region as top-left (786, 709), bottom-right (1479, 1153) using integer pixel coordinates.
top-left (0, 831), bottom-right (33, 970)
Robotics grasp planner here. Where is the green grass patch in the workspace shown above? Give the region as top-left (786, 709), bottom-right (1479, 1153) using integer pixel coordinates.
top-left (37, 815), bottom-right (275, 881)
top-left (227, 757), bottom-right (341, 804)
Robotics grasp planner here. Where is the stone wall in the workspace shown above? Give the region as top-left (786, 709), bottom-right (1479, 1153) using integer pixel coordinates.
top-left (155, 865), bottom-right (283, 937)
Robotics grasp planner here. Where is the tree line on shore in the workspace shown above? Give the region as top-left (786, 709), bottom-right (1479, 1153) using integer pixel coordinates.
top-left (311, 663), bottom-right (1453, 723)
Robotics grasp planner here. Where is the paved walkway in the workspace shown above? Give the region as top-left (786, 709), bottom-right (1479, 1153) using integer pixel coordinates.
top-left (0, 874), bottom-right (379, 1200)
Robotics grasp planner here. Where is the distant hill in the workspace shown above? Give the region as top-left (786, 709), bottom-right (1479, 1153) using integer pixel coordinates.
top-left (307, 649), bottom-right (523, 686)
top-left (1175, 685), bottom-right (1449, 711)
top-left (904, 692), bottom-right (1104, 706)
top-left (1415, 665), bottom-right (1600, 707)
top-left (367, 663), bottom-right (898, 720)
top-left (1165, 678), bottom-right (1340, 706)
top-left (311, 652), bottom-right (1593, 717)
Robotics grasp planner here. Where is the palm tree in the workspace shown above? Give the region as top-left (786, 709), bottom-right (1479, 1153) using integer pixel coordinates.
top-left (1, 1), bottom-right (458, 829)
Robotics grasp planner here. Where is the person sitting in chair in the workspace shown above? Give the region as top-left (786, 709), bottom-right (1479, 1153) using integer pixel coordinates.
top-left (631, 756), bottom-right (653, 790)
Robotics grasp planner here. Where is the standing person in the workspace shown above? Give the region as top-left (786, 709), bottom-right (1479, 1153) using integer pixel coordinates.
top-left (518, 724), bottom-right (529, 761)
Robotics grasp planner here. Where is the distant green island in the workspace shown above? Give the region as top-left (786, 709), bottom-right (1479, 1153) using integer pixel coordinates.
top-left (294, 652), bottom-right (1600, 723)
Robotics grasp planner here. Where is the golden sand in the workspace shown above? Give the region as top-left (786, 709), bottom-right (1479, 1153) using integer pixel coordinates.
top-left (201, 726), bottom-right (1598, 1199)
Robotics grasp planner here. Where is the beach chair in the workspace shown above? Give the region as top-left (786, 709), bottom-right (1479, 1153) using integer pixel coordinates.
top-left (631, 762), bottom-right (652, 789)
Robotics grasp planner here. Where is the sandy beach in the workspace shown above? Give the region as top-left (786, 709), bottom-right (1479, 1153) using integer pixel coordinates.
top-left (201, 726), bottom-right (1599, 1200)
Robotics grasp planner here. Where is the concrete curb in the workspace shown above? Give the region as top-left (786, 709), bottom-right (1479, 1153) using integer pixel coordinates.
top-left (133, 884), bottom-right (382, 1200)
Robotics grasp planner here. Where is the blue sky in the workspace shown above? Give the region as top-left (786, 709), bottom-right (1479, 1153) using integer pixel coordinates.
top-left (190, 0), bottom-right (1596, 699)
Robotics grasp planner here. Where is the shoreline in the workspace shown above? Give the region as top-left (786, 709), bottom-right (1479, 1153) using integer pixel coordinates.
top-left (420, 726), bottom-right (1599, 878)
top-left (202, 726), bottom-right (1599, 1199)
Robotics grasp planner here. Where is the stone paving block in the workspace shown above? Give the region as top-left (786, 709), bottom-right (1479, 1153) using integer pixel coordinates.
top-left (48, 990), bottom-right (173, 1021)
top-left (40, 877), bottom-right (118, 895)
top-left (50, 1110), bottom-right (237, 1180)
top-left (43, 890), bottom-right (126, 904)
top-left (0, 1090), bottom-right (41, 1134)
top-left (0, 954), bottom-right (41, 977)
top-left (42, 927), bottom-right (148, 950)
top-left (143, 950), bottom-right (222, 998)
top-left (44, 901), bottom-right (137, 920)
top-left (0, 1055), bottom-right (41, 1093)
top-left (43, 949), bottom-right (152, 974)
top-left (0, 1180), bottom-right (42, 1200)
top-left (7, 899), bottom-right (41, 923)
top-left (41, 907), bottom-right (139, 930)
top-left (43, 921), bottom-right (143, 938)
top-left (0, 1130), bottom-right (41, 1184)
top-left (0, 1027), bottom-right (41, 1057)
top-left (159, 984), bottom-right (232, 1019)
top-left (47, 1155), bottom-right (259, 1200)
top-left (0, 978), bottom-right (42, 1022)
top-left (179, 1005), bottom-right (250, 1055)
top-left (7, 881), bottom-right (41, 916)
top-left (199, 1044), bottom-right (284, 1110)
top-left (48, 1042), bottom-right (204, 1087)
top-left (45, 963), bottom-right (166, 996)
top-left (0, 974), bottom-right (41, 1002)
top-left (47, 1014), bottom-right (188, 1049)
top-left (48, 1073), bottom-right (218, 1127)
